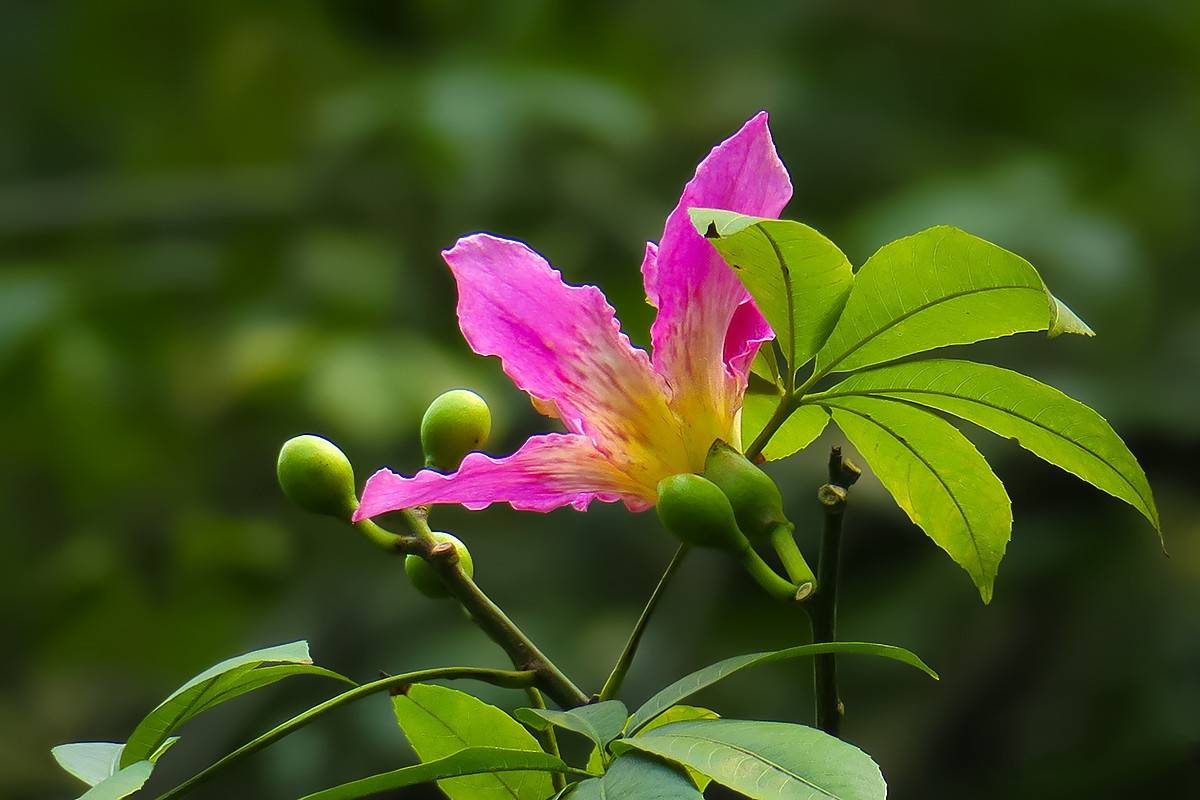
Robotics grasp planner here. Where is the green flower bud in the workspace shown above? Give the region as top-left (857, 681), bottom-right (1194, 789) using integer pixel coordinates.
top-left (704, 441), bottom-right (790, 539)
top-left (421, 389), bottom-right (492, 471)
top-left (277, 435), bottom-right (358, 520)
top-left (656, 473), bottom-right (750, 553)
top-left (405, 532), bottom-right (475, 598)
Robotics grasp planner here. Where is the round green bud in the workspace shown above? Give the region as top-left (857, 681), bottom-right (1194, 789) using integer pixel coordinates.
top-left (405, 532), bottom-right (475, 599)
top-left (703, 441), bottom-right (790, 539)
top-left (277, 435), bottom-right (358, 519)
top-left (656, 473), bottom-right (750, 553)
top-left (421, 389), bottom-right (492, 471)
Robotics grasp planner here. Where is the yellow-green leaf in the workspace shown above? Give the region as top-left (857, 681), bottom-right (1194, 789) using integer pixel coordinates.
top-left (814, 226), bottom-right (1092, 376)
top-left (690, 209), bottom-right (854, 374)
top-left (819, 359), bottom-right (1159, 535)
top-left (614, 719), bottom-right (884, 800)
top-left (741, 390), bottom-right (829, 460)
top-left (824, 395), bottom-right (1012, 602)
top-left (393, 684), bottom-right (554, 800)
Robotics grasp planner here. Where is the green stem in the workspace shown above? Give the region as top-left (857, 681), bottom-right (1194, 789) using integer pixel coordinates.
top-left (744, 391), bottom-right (796, 461)
top-left (769, 523), bottom-right (817, 592)
top-left (525, 687), bottom-right (565, 792)
top-left (810, 446), bottom-right (860, 737)
top-left (739, 543), bottom-right (806, 603)
top-left (599, 545), bottom-right (690, 701)
top-left (362, 509), bottom-right (589, 709)
top-left (154, 667), bottom-right (537, 800)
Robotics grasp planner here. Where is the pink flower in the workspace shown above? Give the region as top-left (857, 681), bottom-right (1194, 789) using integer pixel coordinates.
top-left (354, 113), bottom-right (791, 520)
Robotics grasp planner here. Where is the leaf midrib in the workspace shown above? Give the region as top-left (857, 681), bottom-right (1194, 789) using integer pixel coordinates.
top-left (821, 399), bottom-right (987, 577)
top-left (811, 386), bottom-right (1152, 516)
top-left (816, 283), bottom-right (1044, 377)
top-left (757, 224), bottom-right (796, 378)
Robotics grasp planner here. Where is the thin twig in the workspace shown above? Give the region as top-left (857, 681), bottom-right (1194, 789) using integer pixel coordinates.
top-left (598, 545), bottom-right (690, 701)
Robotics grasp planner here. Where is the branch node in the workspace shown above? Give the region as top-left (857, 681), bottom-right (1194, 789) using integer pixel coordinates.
top-left (817, 483), bottom-right (847, 508)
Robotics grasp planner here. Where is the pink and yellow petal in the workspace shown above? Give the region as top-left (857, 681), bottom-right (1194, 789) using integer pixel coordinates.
top-left (644, 112), bottom-right (792, 461)
top-left (353, 433), bottom-right (653, 518)
top-left (444, 234), bottom-right (689, 471)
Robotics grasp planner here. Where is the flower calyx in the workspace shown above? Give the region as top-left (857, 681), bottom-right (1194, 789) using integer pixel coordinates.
top-left (703, 440), bottom-right (791, 539)
top-left (655, 473), bottom-right (751, 554)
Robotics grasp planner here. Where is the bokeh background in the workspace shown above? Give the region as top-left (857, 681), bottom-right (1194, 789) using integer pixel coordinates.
top-left (3, 1), bottom-right (1198, 798)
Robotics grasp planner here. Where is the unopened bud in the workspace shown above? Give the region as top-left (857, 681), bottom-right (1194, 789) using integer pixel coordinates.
top-left (656, 473), bottom-right (750, 553)
top-left (704, 441), bottom-right (791, 539)
top-left (277, 435), bottom-right (357, 520)
top-left (405, 531), bottom-right (474, 598)
top-left (421, 389), bottom-right (492, 471)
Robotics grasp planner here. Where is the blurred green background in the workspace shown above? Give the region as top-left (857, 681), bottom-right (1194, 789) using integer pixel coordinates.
top-left (3, 1), bottom-right (1198, 798)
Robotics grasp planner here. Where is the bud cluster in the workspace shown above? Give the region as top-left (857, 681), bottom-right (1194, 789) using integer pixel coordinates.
top-left (654, 440), bottom-right (817, 601)
top-left (276, 388), bottom-right (494, 600)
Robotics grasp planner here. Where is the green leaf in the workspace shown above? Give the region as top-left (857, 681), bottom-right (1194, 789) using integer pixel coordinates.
top-left (635, 706), bottom-right (720, 791)
top-left (637, 705), bottom-right (719, 734)
top-left (77, 761), bottom-right (153, 800)
top-left (392, 683), bottom-right (555, 800)
top-left (121, 640), bottom-right (350, 767)
top-left (53, 743), bottom-right (125, 787)
top-left (823, 395), bottom-right (1012, 602)
top-left (515, 700), bottom-right (628, 752)
top-left (567, 753), bottom-right (703, 799)
top-left (627, 641), bottom-right (936, 734)
top-left (819, 359), bottom-right (1160, 534)
top-left (813, 226), bottom-right (1092, 377)
top-left (614, 719), bottom-right (884, 800)
top-left (741, 390), bottom-right (829, 460)
top-left (54, 738), bottom-right (179, 787)
top-left (299, 747), bottom-right (584, 800)
top-left (690, 209), bottom-right (854, 374)
top-left (748, 345), bottom-right (781, 386)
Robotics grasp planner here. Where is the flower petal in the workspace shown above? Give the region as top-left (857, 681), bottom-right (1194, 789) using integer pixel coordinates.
top-left (354, 433), bottom-right (653, 518)
top-left (645, 112), bottom-right (792, 460)
top-left (443, 234), bottom-right (690, 481)
top-left (724, 297), bottom-right (775, 378)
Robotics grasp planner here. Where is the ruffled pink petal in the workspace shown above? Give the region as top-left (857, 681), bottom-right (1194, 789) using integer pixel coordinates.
top-left (645, 112), bottom-right (792, 460)
top-left (724, 297), bottom-right (775, 378)
top-left (443, 234), bottom-right (689, 480)
top-left (353, 433), bottom-right (653, 519)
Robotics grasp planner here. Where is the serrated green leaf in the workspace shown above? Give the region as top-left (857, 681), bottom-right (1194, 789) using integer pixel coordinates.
top-left (299, 747), bottom-right (584, 800)
top-left (627, 641), bottom-right (935, 734)
top-left (567, 753), bottom-right (703, 799)
top-left (121, 641), bottom-right (350, 767)
top-left (691, 209), bottom-right (854, 374)
top-left (613, 719), bottom-right (884, 800)
top-left (813, 226), bottom-right (1091, 377)
top-left (77, 761), bottom-right (153, 800)
top-left (823, 395), bottom-right (1012, 602)
top-left (818, 359), bottom-right (1159, 534)
top-left (515, 700), bottom-right (627, 752)
top-left (741, 390), bottom-right (829, 460)
top-left (393, 683), bottom-right (554, 800)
